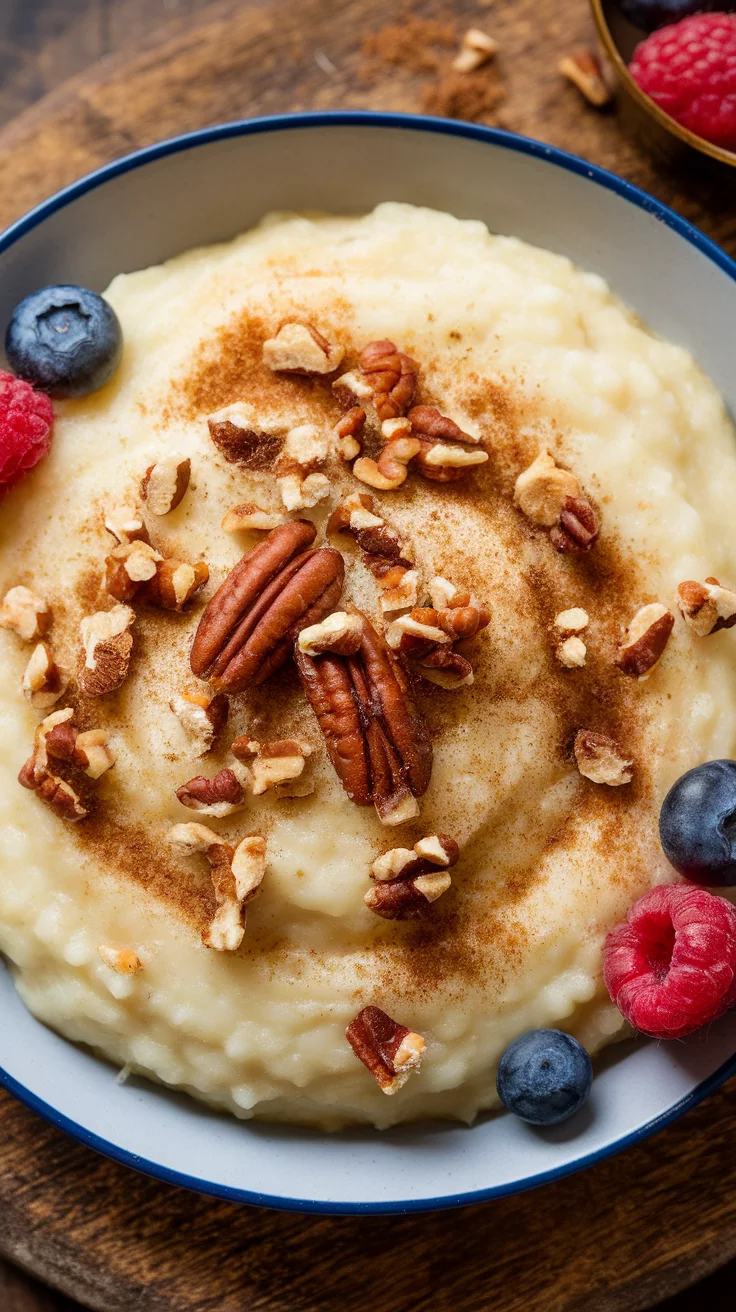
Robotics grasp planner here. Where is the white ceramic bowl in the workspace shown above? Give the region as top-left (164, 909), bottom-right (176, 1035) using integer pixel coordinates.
top-left (1, 113), bottom-right (735, 1214)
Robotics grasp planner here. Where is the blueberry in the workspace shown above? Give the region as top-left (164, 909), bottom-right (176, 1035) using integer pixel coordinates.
top-left (496, 1029), bottom-right (593, 1126)
top-left (618, 0), bottom-right (734, 34)
top-left (5, 285), bottom-right (122, 399)
top-left (659, 760), bottom-right (736, 887)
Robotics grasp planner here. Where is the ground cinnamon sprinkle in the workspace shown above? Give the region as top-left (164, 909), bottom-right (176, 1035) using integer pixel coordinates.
top-left (361, 17), bottom-right (456, 77)
top-left (422, 66), bottom-right (505, 122)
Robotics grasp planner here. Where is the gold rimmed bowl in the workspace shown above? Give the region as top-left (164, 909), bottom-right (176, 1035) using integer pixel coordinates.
top-left (591, 0), bottom-right (736, 179)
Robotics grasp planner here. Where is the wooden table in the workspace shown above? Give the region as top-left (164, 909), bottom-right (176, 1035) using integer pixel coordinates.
top-left (0, 2), bottom-right (735, 1309)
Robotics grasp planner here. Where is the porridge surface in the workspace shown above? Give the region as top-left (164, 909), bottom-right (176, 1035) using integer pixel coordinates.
top-left (1, 203), bottom-right (735, 1128)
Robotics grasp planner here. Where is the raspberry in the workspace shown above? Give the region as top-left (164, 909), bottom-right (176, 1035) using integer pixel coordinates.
top-left (603, 884), bottom-right (736, 1038)
top-left (0, 370), bottom-right (54, 500)
top-left (630, 13), bottom-right (736, 151)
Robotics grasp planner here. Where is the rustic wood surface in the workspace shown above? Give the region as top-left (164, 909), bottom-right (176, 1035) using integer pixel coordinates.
top-left (0, 2), bottom-right (735, 1310)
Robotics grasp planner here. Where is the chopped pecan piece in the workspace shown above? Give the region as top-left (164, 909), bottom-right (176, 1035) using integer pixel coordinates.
top-left (353, 437), bottom-right (421, 490)
top-left (334, 407), bottom-right (366, 461)
top-left (250, 740), bottom-right (312, 796)
top-left (365, 871), bottom-right (451, 919)
top-left (346, 1005), bottom-right (425, 1093)
top-left (222, 503), bottom-right (289, 533)
top-left (616, 603), bottom-right (674, 679)
top-left (574, 729), bottom-right (632, 786)
top-left (296, 611), bottom-right (432, 825)
top-left (207, 403), bottom-right (285, 470)
top-left (414, 442), bottom-right (489, 482)
top-left (79, 605), bottom-right (134, 697)
top-left (298, 610), bottom-right (364, 656)
top-left (169, 690), bottom-right (228, 757)
top-left (379, 567), bottom-right (419, 614)
top-left (97, 945), bottom-right (142, 975)
top-left (282, 424), bottom-right (332, 470)
top-left (408, 405), bottom-right (482, 446)
top-left (105, 541), bottom-right (160, 602)
top-left (34, 775), bottom-right (88, 821)
top-left (514, 450), bottom-right (580, 527)
top-left (104, 505), bottom-right (149, 546)
top-left (263, 322), bottom-right (344, 374)
top-left (141, 454), bottom-right (191, 516)
top-left (559, 48), bottom-right (612, 107)
top-left (550, 495), bottom-right (599, 554)
top-left (0, 585), bottom-right (51, 642)
top-left (428, 576), bottom-right (457, 609)
top-left (452, 27), bottom-right (498, 72)
top-left (366, 833), bottom-right (458, 919)
top-left (385, 612), bottom-right (451, 656)
top-left (417, 646), bottom-right (475, 689)
top-left (358, 340), bottom-right (418, 421)
top-left (145, 559), bottom-right (210, 611)
top-left (191, 521), bottom-right (344, 694)
top-left (277, 472), bottom-right (331, 511)
top-left (332, 370), bottom-right (374, 408)
top-left (22, 642), bottom-right (66, 708)
top-left (555, 607), bottom-right (589, 633)
top-left (176, 768), bottom-right (246, 817)
top-left (18, 711), bottom-right (92, 821)
top-left (677, 577), bottom-right (736, 637)
top-left (38, 709), bottom-right (115, 779)
top-left (168, 823), bottom-right (266, 951)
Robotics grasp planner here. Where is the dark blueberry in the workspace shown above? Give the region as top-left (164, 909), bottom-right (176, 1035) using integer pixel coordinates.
top-left (5, 285), bottom-right (123, 399)
top-left (659, 760), bottom-right (736, 887)
top-left (618, 0), bottom-right (735, 34)
top-left (496, 1028), bottom-right (593, 1126)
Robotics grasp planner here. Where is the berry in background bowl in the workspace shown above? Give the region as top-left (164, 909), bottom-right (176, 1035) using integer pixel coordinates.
top-left (591, 0), bottom-right (736, 176)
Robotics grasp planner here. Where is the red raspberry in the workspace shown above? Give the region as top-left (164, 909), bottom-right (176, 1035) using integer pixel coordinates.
top-left (603, 884), bottom-right (736, 1038)
top-left (630, 13), bottom-right (736, 151)
top-left (0, 370), bottom-right (54, 500)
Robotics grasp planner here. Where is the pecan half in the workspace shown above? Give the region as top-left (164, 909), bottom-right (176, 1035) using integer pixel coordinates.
top-left (574, 729), bottom-right (633, 786)
top-left (358, 340), bottom-right (418, 421)
top-left (295, 611), bottom-right (432, 825)
top-left (0, 585), bottom-right (51, 642)
top-left (191, 521), bottom-right (344, 693)
top-left (168, 823), bottom-right (266, 952)
top-left (677, 577), bottom-right (736, 637)
top-left (616, 603), bottom-right (674, 679)
top-left (176, 768), bottom-right (246, 817)
top-left (346, 1005), bottom-right (425, 1093)
top-left (549, 496), bottom-right (599, 554)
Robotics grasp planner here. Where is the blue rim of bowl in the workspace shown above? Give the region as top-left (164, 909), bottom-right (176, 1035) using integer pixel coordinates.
top-left (1, 110), bottom-right (735, 1216)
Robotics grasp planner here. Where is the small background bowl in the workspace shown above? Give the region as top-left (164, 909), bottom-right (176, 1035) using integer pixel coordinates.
top-left (1, 113), bottom-right (736, 1213)
top-left (591, 0), bottom-right (736, 182)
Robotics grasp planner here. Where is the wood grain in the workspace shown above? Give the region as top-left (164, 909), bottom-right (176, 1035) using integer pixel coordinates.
top-left (0, 1), bottom-right (735, 1309)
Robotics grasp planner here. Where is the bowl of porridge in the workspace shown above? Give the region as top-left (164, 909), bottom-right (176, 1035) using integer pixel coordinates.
top-left (0, 113), bottom-right (735, 1212)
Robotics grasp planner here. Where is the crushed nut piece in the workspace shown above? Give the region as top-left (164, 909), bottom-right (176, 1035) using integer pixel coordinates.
top-left (371, 834), bottom-right (459, 881)
top-left (514, 449), bottom-right (580, 527)
top-left (353, 436), bottom-right (421, 490)
top-left (428, 576), bottom-right (458, 610)
top-left (283, 423), bottom-right (331, 469)
top-left (677, 577), bottom-right (736, 637)
top-left (452, 27), bottom-right (498, 72)
top-left (34, 775), bottom-right (88, 821)
top-left (250, 740), bottom-right (312, 796)
top-left (555, 607), bottom-right (589, 632)
top-left (366, 834), bottom-right (458, 918)
top-left (97, 945), bottom-right (142, 975)
top-left (550, 495), bottom-right (599, 554)
top-left (146, 559), bottom-right (209, 611)
top-left (141, 454), bottom-right (191, 516)
top-left (0, 586), bottom-right (51, 643)
top-left (385, 612), bottom-right (450, 652)
top-left (22, 642), bottom-right (66, 708)
top-left (557, 635), bottom-right (587, 668)
top-left (346, 1005), bottom-right (425, 1093)
top-left (359, 340), bottom-right (418, 421)
top-left (169, 690), bottom-right (228, 757)
top-left (332, 370), bottom-right (374, 407)
top-left (277, 472), bottom-right (331, 511)
top-left (334, 407), bottom-right (366, 461)
top-left (381, 417), bottom-right (413, 441)
top-left (79, 605), bottom-right (135, 697)
top-left (263, 322), bottom-right (344, 375)
top-left (298, 611), bottom-right (364, 656)
top-left (104, 505), bottom-right (149, 546)
top-left (167, 823), bottom-right (266, 951)
top-left (417, 443), bottom-right (488, 474)
top-left (72, 729), bottom-right (115, 779)
top-left (207, 402), bottom-right (285, 470)
top-left (379, 568), bottom-right (419, 614)
top-left (617, 602), bottom-right (674, 679)
top-left (574, 729), bottom-right (633, 786)
top-left (221, 502), bottom-right (289, 532)
top-left (559, 48), bottom-right (613, 108)
top-left (176, 767), bottom-right (246, 817)
top-left (365, 871), bottom-right (451, 918)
